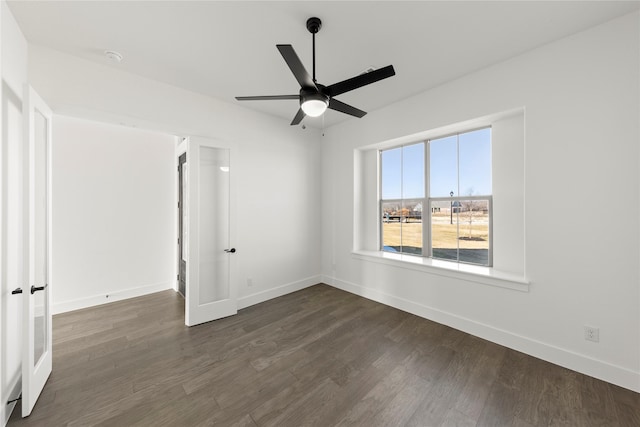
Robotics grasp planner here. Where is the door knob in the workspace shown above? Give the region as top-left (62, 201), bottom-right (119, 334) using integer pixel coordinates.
top-left (11, 288), bottom-right (22, 295)
top-left (224, 248), bottom-right (236, 253)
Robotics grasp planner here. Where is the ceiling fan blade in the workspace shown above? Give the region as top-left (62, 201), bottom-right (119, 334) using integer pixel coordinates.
top-left (328, 98), bottom-right (367, 118)
top-left (235, 95), bottom-right (299, 101)
top-left (277, 44), bottom-right (317, 90)
top-left (290, 108), bottom-right (305, 126)
top-left (327, 65), bottom-right (396, 97)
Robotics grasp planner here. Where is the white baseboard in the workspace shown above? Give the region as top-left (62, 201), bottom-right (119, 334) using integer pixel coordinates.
top-left (53, 276), bottom-right (321, 315)
top-left (52, 281), bottom-right (173, 314)
top-left (322, 275), bottom-right (640, 393)
top-left (2, 376), bottom-right (21, 426)
top-left (238, 275), bottom-right (321, 310)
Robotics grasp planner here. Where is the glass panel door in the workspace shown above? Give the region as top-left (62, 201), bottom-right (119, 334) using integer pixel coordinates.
top-left (22, 86), bottom-right (53, 417)
top-left (185, 137), bottom-right (237, 326)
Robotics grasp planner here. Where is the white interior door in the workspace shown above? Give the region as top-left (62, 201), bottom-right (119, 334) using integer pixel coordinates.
top-left (185, 136), bottom-right (237, 326)
top-left (21, 86), bottom-right (52, 416)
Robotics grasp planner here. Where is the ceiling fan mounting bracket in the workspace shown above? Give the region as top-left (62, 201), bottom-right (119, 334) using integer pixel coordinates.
top-left (306, 17), bottom-right (322, 34)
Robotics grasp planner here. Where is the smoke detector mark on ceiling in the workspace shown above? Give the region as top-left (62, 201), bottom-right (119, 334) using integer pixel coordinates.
top-left (105, 50), bottom-right (123, 63)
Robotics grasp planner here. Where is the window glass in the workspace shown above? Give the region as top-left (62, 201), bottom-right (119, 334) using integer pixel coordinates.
top-left (381, 201), bottom-right (402, 252)
top-left (381, 148), bottom-right (401, 200)
top-left (401, 200), bottom-right (423, 255)
top-left (429, 135), bottom-right (458, 197)
top-left (381, 200), bottom-right (423, 255)
top-left (430, 200), bottom-right (459, 261)
top-left (456, 199), bottom-right (490, 265)
top-left (459, 128), bottom-right (491, 196)
top-left (402, 143), bottom-right (424, 199)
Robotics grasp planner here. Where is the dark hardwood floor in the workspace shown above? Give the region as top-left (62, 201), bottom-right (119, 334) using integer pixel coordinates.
top-left (9, 284), bottom-right (640, 426)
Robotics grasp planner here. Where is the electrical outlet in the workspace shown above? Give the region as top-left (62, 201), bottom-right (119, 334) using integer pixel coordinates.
top-left (584, 326), bottom-right (599, 342)
top-left (247, 278), bottom-right (253, 287)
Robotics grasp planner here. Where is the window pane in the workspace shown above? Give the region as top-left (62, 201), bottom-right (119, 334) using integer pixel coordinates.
top-left (381, 201), bottom-right (423, 255)
top-left (382, 201), bottom-right (402, 252)
top-left (429, 135), bottom-right (458, 197)
top-left (402, 143), bottom-right (424, 199)
top-left (401, 201), bottom-right (422, 255)
top-left (458, 199), bottom-right (490, 265)
top-left (431, 200), bottom-right (459, 261)
top-left (381, 148), bottom-right (401, 199)
top-left (459, 128), bottom-right (491, 196)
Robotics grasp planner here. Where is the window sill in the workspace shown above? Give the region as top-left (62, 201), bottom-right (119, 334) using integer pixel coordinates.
top-left (351, 250), bottom-right (529, 292)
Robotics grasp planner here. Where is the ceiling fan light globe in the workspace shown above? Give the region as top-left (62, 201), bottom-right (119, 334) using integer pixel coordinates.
top-left (301, 99), bottom-right (328, 117)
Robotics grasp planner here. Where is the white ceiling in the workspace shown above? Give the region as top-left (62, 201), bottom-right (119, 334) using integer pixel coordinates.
top-left (7, 1), bottom-right (640, 128)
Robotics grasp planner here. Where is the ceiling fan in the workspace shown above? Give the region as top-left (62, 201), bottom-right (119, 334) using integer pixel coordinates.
top-left (235, 17), bottom-right (396, 126)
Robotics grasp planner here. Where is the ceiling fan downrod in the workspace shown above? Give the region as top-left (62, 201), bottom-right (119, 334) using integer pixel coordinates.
top-left (306, 17), bottom-right (322, 83)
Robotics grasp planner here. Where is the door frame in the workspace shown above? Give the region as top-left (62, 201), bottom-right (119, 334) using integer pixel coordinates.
top-left (175, 137), bottom-right (187, 295)
top-left (177, 152), bottom-right (187, 297)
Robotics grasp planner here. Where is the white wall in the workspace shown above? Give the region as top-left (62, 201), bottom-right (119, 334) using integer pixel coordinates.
top-left (321, 12), bottom-right (640, 392)
top-left (51, 115), bottom-right (176, 312)
top-left (1, 1), bottom-right (27, 423)
top-left (27, 45), bottom-right (322, 310)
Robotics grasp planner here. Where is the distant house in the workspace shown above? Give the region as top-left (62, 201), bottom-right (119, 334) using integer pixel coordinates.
top-left (431, 200), bottom-right (462, 213)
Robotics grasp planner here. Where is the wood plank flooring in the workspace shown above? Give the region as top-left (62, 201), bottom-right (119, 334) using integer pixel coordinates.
top-left (8, 284), bottom-right (640, 426)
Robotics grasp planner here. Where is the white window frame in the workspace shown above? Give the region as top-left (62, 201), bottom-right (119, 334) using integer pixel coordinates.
top-left (379, 126), bottom-right (493, 267)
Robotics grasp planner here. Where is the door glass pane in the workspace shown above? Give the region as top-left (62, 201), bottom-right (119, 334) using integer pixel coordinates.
top-left (459, 128), bottom-right (491, 197)
top-left (429, 135), bottom-right (458, 197)
top-left (198, 147), bottom-right (230, 304)
top-left (33, 289), bottom-right (46, 365)
top-left (458, 199), bottom-right (490, 265)
top-left (34, 109), bottom-right (48, 365)
top-left (431, 200), bottom-right (459, 261)
top-left (181, 162), bottom-right (188, 262)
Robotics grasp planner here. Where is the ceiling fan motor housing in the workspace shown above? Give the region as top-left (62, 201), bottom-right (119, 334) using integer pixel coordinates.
top-left (300, 87), bottom-right (329, 103)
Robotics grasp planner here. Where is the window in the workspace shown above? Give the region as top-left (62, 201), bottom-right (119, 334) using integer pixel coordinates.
top-left (380, 143), bottom-right (424, 255)
top-left (380, 128), bottom-right (492, 266)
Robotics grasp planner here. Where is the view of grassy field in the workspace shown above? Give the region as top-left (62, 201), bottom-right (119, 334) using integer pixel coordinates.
top-left (382, 212), bottom-right (489, 253)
